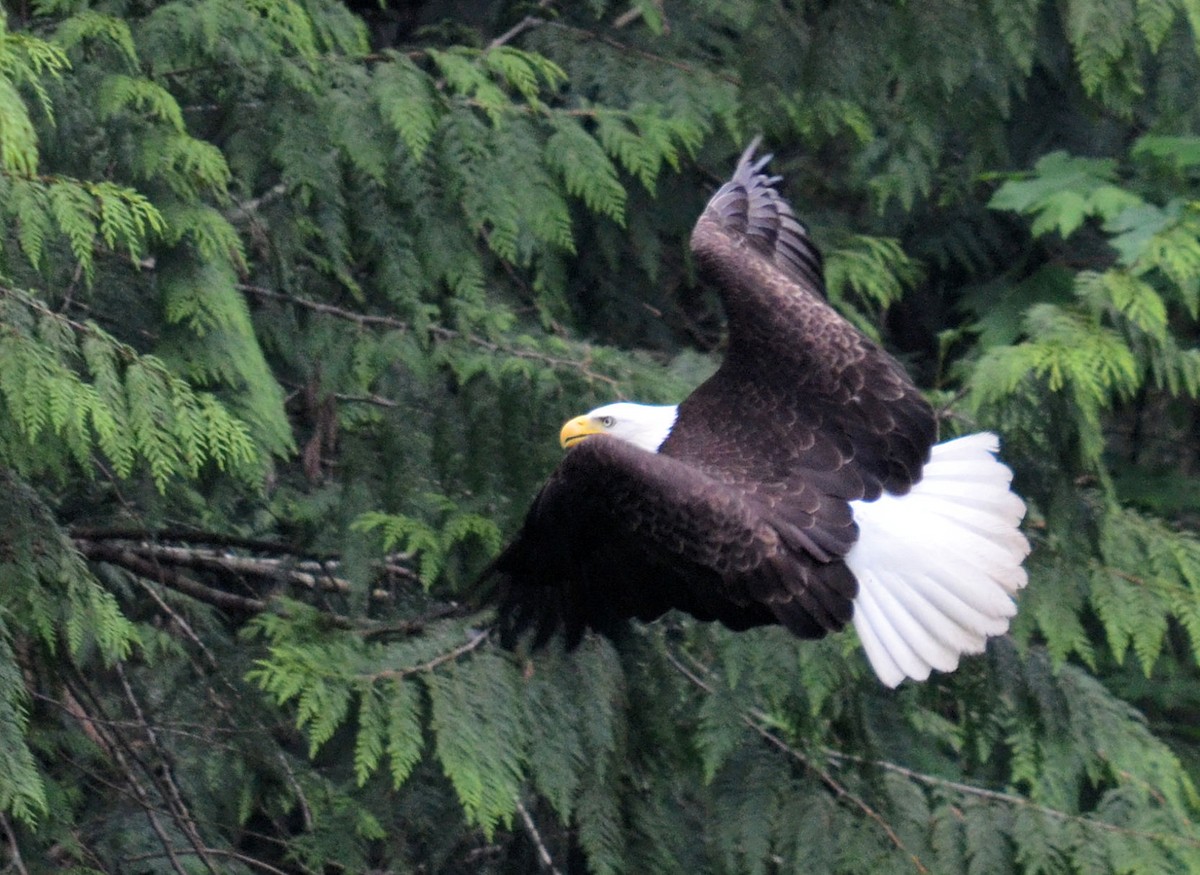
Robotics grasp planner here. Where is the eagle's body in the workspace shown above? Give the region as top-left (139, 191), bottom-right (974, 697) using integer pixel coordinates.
top-left (487, 144), bottom-right (1029, 686)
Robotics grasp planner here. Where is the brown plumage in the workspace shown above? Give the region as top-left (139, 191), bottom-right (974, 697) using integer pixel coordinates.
top-left (483, 142), bottom-right (1027, 684)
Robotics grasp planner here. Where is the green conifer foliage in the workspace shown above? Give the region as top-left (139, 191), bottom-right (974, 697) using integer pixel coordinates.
top-left (1, 0), bottom-right (1200, 872)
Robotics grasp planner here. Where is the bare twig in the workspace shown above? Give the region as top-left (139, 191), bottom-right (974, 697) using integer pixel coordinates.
top-left (612, 7), bottom-right (642, 28)
top-left (122, 846), bottom-right (294, 875)
top-left (488, 18), bottom-right (541, 49)
top-left (369, 630), bottom-right (490, 680)
top-left (31, 691), bottom-right (252, 742)
top-left (115, 663), bottom-right (220, 875)
top-left (488, 0), bottom-right (555, 50)
top-left (613, 1), bottom-right (668, 31)
top-left (75, 534), bottom-right (418, 606)
top-left (74, 534), bottom-right (458, 641)
top-left (227, 182), bottom-right (288, 223)
top-left (514, 797), bottom-right (563, 875)
top-left (93, 541), bottom-right (352, 594)
top-left (128, 575), bottom-right (223, 671)
top-left (240, 283), bottom-right (411, 329)
top-left (278, 750), bottom-right (314, 833)
top-left (238, 284), bottom-right (621, 388)
top-left (70, 526), bottom-right (318, 557)
top-left (75, 539), bottom-right (268, 614)
top-left (545, 21), bottom-right (739, 85)
top-left (0, 812), bottom-right (29, 875)
top-left (1, 285), bottom-right (115, 339)
top-left (328, 391), bottom-right (400, 408)
top-left (54, 748), bottom-right (305, 871)
top-left (65, 678), bottom-right (191, 875)
top-left (821, 749), bottom-right (1200, 850)
top-left (71, 527), bottom-right (418, 584)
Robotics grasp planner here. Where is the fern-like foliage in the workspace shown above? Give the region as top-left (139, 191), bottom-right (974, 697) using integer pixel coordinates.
top-left (0, 471), bottom-right (138, 824)
top-left (0, 287), bottom-right (258, 488)
top-left (0, 16), bottom-right (68, 175)
top-left (0, 612), bottom-right (45, 826)
top-left (824, 234), bottom-right (923, 338)
top-left (989, 152), bottom-right (1144, 239)
top-left (977, 137), bottom-right (1200, 465)
top-left (353, 499), bottom-right (501, 585)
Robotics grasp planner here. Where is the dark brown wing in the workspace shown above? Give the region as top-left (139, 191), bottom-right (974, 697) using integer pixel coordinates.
top-left (662, 141), bottom-right (936, 526)
top-left (489, 436), bottom-right (857, 647)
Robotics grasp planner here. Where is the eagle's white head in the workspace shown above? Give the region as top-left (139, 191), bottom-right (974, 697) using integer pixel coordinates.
top-left (559, 402), bottom-right (678, 453)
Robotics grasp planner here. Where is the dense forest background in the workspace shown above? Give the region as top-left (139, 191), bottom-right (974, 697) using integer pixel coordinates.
top-left (3, 0), bottom-right (1200, 871)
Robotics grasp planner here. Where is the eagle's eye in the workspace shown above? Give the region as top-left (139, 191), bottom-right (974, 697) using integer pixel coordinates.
top-left (600, 416), bottom-right (615, 428)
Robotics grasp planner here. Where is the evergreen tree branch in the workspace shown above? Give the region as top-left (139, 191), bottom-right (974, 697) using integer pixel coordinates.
top-left (239, 284), bottom-right (621, 387)
top-left (671, 646), bottom-right (1200, 858)
top-left (665, 648), bottom-right (931, 873)
top-left (755, 726), bottom-right (930, 874)
top-left (821, 749), bottom-right (1200, 850)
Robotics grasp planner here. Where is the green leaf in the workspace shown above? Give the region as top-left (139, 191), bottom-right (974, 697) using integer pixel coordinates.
top-left (990, 151), bottom-right (1144, 238)
top-left (1132, 134), bottom-right (1200, 169)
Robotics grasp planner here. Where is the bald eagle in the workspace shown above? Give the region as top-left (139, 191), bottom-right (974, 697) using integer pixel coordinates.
top-left (486, 143), bottom-right (1029, 687)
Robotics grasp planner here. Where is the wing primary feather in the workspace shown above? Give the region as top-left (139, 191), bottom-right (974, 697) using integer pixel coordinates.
top-left (698, 139), bottom-right (826, 296)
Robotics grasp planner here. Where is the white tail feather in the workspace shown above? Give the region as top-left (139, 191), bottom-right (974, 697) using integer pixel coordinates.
top-left (846, 433), bottom-right (1030, 687)
top-left (851, 586), bottom-right (906, 686)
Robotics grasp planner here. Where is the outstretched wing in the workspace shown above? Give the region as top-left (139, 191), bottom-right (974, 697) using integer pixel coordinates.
top-left (490, 142), bottom-right (938, 646)
top-left (488, 436), bottom-right (857, 647)
top-left (664, 142), bottom-right (937, 506)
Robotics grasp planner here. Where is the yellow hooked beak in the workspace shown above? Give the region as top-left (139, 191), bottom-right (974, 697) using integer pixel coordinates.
top-left (559, 415), bottom-right (603, 449)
